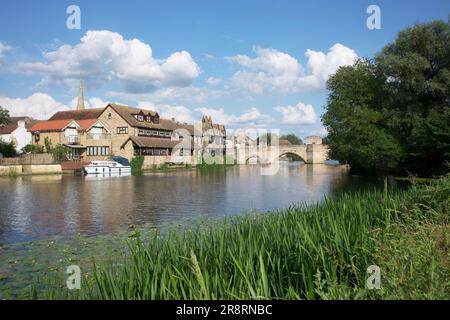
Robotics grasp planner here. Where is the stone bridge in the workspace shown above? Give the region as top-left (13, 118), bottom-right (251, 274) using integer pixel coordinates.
top-left (245, 144), bottom-right (329, 164)
top-left (240, 144), bottom-right (329, 164)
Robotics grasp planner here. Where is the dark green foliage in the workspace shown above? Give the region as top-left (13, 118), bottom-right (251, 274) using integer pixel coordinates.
top-left (0, 139), bottom-right (16, 157)
top-left (130, 156), bottom-right (144, 175)
top-left (21, 144), bottom-right (45, 154)
top-left (0, 106), bottom-right (9, 126)
top-left (322, 20), bottom-right (450, 176)
top-left (51, 144), bottom-right (69, 162)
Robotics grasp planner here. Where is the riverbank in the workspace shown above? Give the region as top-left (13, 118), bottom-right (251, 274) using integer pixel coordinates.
top-left (29, 174), bottom-right (449, 300)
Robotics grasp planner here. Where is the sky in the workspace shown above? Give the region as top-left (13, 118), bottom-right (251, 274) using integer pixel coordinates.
top-left (0, 0), bottom-right (448, 138)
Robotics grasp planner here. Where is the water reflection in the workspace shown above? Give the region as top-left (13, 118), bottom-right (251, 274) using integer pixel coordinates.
top-left (0, 163), bottom-right (388, 244)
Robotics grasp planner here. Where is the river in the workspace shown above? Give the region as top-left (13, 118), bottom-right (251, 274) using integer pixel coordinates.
top-left (0, 163), bottom-right (398, 245)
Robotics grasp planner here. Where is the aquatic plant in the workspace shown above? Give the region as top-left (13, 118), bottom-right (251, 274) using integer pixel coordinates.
top-left (32, 175), bottom-right (450, 299)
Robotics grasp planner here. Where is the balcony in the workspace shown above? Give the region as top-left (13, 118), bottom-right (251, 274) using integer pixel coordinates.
top-left (67, 135), bottom-right (80, 145)
top-left (87, 133), bottom-right (112, 140)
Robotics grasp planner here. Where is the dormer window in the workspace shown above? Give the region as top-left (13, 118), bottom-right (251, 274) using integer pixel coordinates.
top-left (137, 115), bottom-right (144, 121)
top-left (154, 116), bottom-right (159, 124)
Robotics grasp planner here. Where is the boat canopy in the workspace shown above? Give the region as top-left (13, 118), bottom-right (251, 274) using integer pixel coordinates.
top-left (110, 156), bottom-right (130, 166)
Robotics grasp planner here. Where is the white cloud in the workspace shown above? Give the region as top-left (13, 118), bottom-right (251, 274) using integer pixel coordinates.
top-left (228, 44), bottom-right (357, 95)
top-left (0, 93), bottom-right (71, 119)
top-left (206, 77), bottom-right (222, 86)
top-left (0, 93), bottom-right (109, 120)
top-left (195, 107), bottom-right (271, 127)
top-left (18, 30), bottom-right (201, 93)
top-left (107, 86), bottom-right (225, 104)
top-left (274, 102), bottom-right (317, 125)
top-left (0, 42), bottom-right (11, 65)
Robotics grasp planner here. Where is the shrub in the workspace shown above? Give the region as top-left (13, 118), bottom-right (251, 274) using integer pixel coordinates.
top-left (21, 144), bottom-right (45, 154)
top-left (130, 156), bottom-right (144, 175)
top-left (0, 139), bottom-right (16, 157)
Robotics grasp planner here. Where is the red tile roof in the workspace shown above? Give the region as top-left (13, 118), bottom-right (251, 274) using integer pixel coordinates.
top-left (77, 119), bottom-right (98, 131)
top-left (28, 119), bottom-right (74, 132)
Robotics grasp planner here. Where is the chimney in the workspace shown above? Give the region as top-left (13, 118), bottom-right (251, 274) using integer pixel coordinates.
top-left (76, 78), bottom-right (85, 110)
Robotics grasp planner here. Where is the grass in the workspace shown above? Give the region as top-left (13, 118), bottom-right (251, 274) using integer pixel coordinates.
top-left (31, 175), bottom-right (450, 299)
top-left (7, 167), bottom-right (18, 178)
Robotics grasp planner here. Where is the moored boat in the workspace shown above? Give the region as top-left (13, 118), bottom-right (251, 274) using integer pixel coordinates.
top-left (83, 156), bottom-right (131, 175)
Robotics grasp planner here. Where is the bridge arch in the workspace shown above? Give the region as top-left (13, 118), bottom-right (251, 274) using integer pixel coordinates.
top-left (279, 151), bottom-right (306, 163)
top-left (246, 155), bottom-right (262, 164)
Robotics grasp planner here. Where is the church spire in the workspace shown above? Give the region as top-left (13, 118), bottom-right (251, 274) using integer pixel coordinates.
top-left (76, 78), bottom-right (85, 110)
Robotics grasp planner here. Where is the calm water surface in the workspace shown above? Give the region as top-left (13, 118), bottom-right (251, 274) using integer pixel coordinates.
top-left (0, 163), bottom-right (392, 244)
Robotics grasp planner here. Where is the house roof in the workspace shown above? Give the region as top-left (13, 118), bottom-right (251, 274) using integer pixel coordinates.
top-left (106, 104), bottom-right (195, 134)
top-left (122, 136), bottom-right (182, 149)
top-left (28, 119), bottom-right (75, 132)
top-left (48, 108), bottom-right (105, 121)
top-left (77, 119), bottom-right (99, 131)
top-left (0, 117), bottom-right (33, 135)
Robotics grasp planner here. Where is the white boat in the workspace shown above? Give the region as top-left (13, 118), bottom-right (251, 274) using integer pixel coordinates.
top-left (83, 156), bottom-right (132, 175)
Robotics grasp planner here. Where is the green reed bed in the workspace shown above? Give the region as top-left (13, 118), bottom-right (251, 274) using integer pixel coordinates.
top-left (37, 175), bottom-right (449, 299)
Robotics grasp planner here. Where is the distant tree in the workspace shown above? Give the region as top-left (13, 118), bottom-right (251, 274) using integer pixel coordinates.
top-left (0, 106), bottom-right (10, 126)
top-left (280, 133), bottom-right (303, 145)
top-left (257, 133), bottom-right (278, 146)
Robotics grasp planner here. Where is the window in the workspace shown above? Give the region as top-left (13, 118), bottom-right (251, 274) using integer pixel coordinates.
top-left (108, 113), bottom-right (112, 120)
top-left (164, 131), bottom-right (171, 137)
top-left (158, 131), bottom-right (165, 137)
top-left (87, 146), bottom-right (110, 156)
top-left (154, 116), bottom-right (159, 124)
top-left (146, 116), bottom-right (151, 122)
top-left (137, 115), bottom-right (144, 121)
top-left (117, 127), bottom-right (128, 134)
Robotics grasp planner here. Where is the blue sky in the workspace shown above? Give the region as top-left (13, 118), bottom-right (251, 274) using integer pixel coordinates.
top-left (0, 0), bottom-right (448, 138)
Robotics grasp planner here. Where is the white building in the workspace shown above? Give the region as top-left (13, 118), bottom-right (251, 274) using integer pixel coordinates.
top-left (0, 117), bottom-right (35, 152)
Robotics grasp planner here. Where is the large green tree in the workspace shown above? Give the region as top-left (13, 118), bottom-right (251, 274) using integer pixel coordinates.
top-left (322, 59), bottom-right (404, 174)
top-left (322, 20), bottom-right (449, 176)
top-left (376, 20), bottom-right (450, 175)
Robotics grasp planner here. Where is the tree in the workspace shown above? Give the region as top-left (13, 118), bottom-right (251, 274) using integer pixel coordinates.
top-left (51, 144), bottom-right (69, 162)
top-left (257, 133), bottom-right (278, 146)
top-left (44, 137), bottom-right (53, 153)
top-left (0, 106), bottom-right (10, 126)
top-left (376, 20), bottom-right (450, 175)
top-left (322, 59), bottom-right (404, 175)
top-left (280, 133), bottom-right (303, 145)
top-left (322, 20), bottom-right (449, 176)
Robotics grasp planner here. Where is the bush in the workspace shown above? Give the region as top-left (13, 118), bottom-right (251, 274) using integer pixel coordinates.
top-left (0, 139), bottom-right (16, 157)
top-left (130, 156), bottom-right (144, 175)
top-left (51, 144), bottom-right (69, 162)
top-left (21, 144), bottom-right (45, 154)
